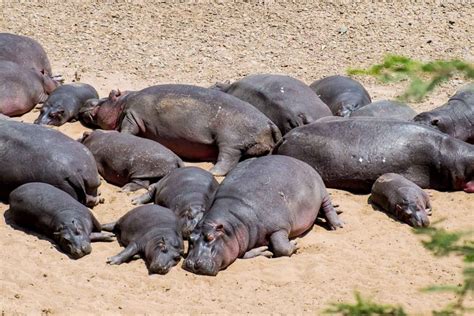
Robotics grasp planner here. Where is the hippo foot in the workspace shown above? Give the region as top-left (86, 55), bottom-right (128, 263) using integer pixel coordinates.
top-left (243, 246), bottom-right (273, 259)
top-left (270, 231), bottom-right (299, 257)
top-left (121, 181), bottom-right (148, 192)
top-left (107, 255), bottom-right (123, 265)
top-left (209, 164), bottom-right (231, 177)
top-left (90, 232), bottom-right (115, 242)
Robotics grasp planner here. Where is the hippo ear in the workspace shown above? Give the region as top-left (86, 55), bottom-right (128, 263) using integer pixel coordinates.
top-left (108, 90), bottom-right (121, 102)
top-left (215, 224), bottom-right (225, 235)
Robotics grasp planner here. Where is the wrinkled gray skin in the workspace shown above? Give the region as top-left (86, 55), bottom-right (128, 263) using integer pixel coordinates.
top-left (183, 155), bottom-right (343, 276)
top-left (310, 75), bottom-right (371, 117)
top-left (350, 100), bottom-right (416, 120)
top-left (0, 61), bottom-right (60, 116)
top-left (414, 84), bottom-right (474, 144)
top-left (8, 183), bottom-right (114, 259)
top-left (211, 74), bottom-right (332, 134)
top-left (0, 33), bottom-right (52, 75)
top-left (0, 120), bottom-right (102, 206)
top-left (79, 130), bottom-right (183, 191)
top-left (132, 167), bottom-right (219, 238)
top-left (370, 173), bottom-right (432, 227)
top-left (103, 205), bottom-right (184, 275)
top-left (78, 85), bottom-right (282, 176)
top-left (35, 83), bottom-right (98, 126)
top-left (274, 117), bottom-right (474, 193)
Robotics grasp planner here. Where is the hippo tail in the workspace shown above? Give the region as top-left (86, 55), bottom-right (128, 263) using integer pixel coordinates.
top-left (270, 133), bottom-right (286, 155)
top-left (270, 122), bottom-right (282, 145)
top-left (209, 81), bottom-right (231, 92)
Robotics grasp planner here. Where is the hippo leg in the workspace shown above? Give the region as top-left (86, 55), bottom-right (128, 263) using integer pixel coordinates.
top-left (269, 230), bottom-right (298, 257)
top-left (131, 184), bottom-right (156, 205)
top-left (107, 242), bottom-right (139, 265)
top-left (121, 179), bottom-right (150, 192)
top-left (209, 146), bottom-right (241, 176)
top-left (101, 221), bottom-right (117, 232)
top-left (320, 196), bottom-right (344, 230)
top-left (243, 246), bottom-right (273, 259)
top-left (90, 232), bottom-right (115, 242)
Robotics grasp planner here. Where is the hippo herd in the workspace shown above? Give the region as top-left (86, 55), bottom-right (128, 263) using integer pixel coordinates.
top-left (1, 33), bottom-right (473, 276)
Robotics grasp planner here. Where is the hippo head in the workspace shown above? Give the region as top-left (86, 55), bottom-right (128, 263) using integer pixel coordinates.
top-left (413, 111), bottom-right (454, 136)
top-left (54, 218), bottom-right (92, 259)
top-left (78, 90), bottom-right (128, 130)
top-left (144, 234), bottom-right (183, 275)
top-left (394, 195), bottom-right (431, 228)
top-left (179, 204), bottom-right (206, 239)
top-left (34, 100), bottom-right (72, 126)
top-left (184, 222), bottom-right (234, 276)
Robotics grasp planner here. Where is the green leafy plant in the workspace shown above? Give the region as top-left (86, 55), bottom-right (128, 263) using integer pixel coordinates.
top-left (324, 292), bottom-right (407, 315)
top-left (347, 55), bottom-right (474, 102)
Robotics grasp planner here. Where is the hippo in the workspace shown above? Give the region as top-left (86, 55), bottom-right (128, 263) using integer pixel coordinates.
top-left (309, 75), bottom-right (371, 117)
top-left (103, 205), bottom-right (184, 274)
top-left (8, 183), bottom-right (114, 259)
top-left (414, 84), bottom-right (474, 144)
top-left (183, 155), bottom-right (343, 276)
top-left (350, 100), bottom-right (417, 120)
top-left (78, 85), bottom-right (281, 176)
top-left (0, 120), bottom-right (102, 206)
top-left (132, 167), bottom-right (219, 238)
top-left (211, 74), bottom-right (332, 134)
top-left (0, 61), bottom-right (60, 116)
top-left (273, 117), bottom-right (474, 193)
top-left (0, 33), bottom-right (52, 75)
top-left (34, 83), bottom-right (99, 126)
top-left (79, 130), bottom-right (183, 191)
top-left (370, 173), bottom-right (432, 227)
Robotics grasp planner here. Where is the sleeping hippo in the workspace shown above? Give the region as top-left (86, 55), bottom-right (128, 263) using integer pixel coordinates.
top-left (34, 83), bottom-right (99, 126)
top-left (103, 205), bottom-right (184, 274)
top-left (211, 74), bottom-right (332, 134)
top-left (273, 117), bottom-right (474, 193)
top-left (183, 155), bottom-right (343, 276)
top-left (79, 130), bottom-right (183, 191)
top-left (370, 173), bottom-right (431, 227)
top-left (0, 120), bottom-right (102, 206)
top-left (0, 33), bottom-right (53, 75)
top-left (8, 183), bottom-right (114, 259)
top-left (78, 85), bottom-right (281, 176)
top-left (414, 84), bottom-right (474, 144)
top-left (0, 60), bottom-right (60, 116)
top-left (132, 167), bottom-right (219, 238)
top-left (309, 75), bottom-right (371, 117)
top-left (350, 100), bottom-right (416, 120)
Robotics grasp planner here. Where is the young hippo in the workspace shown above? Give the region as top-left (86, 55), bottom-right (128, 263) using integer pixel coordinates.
top-left (370, 173), bottom-right (432, 227)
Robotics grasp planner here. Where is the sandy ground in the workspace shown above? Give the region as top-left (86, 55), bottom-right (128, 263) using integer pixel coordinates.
top-left (1, 2), bottom-right (473, 315)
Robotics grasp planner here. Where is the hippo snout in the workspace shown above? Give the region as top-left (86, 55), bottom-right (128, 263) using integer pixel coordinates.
top-left (183, 257), bottom-right (218, 276)
top-left (68, 243), bottom-right (92, 259)
top-left (410, 210), bottom-right (430, 228)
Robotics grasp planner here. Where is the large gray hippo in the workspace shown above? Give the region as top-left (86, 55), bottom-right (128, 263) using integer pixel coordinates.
top-left (414, 84), bottom-right (474, 144)
top-left (211, 74), bottom-right (332, 134)
top-left (0, 33), bottom-right (52, 75)
top-left (0, 61), bottom-right (60, 116)
top-left (79, 130), bottom-right (183, 191)
top-left (183, 155), bottom-right (343, 276)
top-left (8, 183), bottom-right (113, 259)
top-left (0, 120), bottom-right (101, 206)
top-left (35, 83), bottom-right (99, 126)
top-left (78, 85), bottom-right (281, 176)
top-left (309, 75), bottom-right (371, 117)
top-left (273, 118), bottom-right (474, 193)
top-left (132, 167), bottom-right (219, 238)
top-left (103, 205), bottom-right (184, 275)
